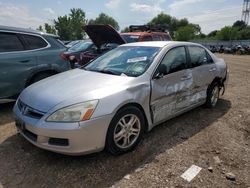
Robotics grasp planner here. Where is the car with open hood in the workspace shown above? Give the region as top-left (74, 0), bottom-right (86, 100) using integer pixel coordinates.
top-left (79, 24), bottom-right (126, 66)
top-left (13, 41), bottom-right (228, 156)
top-left (61, 40), bottom-right (94, 68)
top-left (78, 24), bottom-right (172, 66)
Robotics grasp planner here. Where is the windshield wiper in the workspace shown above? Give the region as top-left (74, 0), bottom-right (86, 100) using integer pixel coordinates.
top-left (97, 69), bottom-right (119, 75)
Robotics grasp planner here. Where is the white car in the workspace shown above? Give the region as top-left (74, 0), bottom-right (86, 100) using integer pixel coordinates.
top-left (13, 41), bottom-right (228, 155)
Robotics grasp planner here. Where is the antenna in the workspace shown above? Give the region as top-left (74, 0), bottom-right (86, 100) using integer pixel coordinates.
top-left (242, 0), bottom-right (250, 25)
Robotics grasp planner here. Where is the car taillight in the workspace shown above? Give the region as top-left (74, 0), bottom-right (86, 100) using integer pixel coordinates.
top-left (60, 52), bottom-right (68, 61)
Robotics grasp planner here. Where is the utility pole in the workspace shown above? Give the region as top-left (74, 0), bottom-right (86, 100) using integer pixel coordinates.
top-left (242, 0), bottom-right (250, 25)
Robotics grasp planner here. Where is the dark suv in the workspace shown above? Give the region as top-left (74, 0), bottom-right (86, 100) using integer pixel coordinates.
top-left (0, 26), bottom-right (70, 103)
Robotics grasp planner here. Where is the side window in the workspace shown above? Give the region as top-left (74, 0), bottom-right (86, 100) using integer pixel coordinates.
top-left (22, 34), bottom-right (48, 50)
top-left (0, 32), bottom-right (24, 52)
top-left (141, 35), bottom-right (152, 41)
top-left (157, 47), bottom-right (187, 75)
top-left (206, 52), bottom-right (214, 63)
top-left (188, 46), bottom-right (210, 67)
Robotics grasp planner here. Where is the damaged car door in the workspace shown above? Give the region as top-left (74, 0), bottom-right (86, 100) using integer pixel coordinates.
top-left (187, 46), bottom-right (217, 105)
top-left (150, 46), bottom-right (192, 124)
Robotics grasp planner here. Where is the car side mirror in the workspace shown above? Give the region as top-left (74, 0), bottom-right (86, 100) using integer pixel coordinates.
top-left (154, 72), bottom-right (164, 79)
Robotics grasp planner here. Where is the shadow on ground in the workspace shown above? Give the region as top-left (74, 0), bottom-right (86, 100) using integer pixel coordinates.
top-left (0, 102), bottom-right (15, 126)
top-left (0, 99), bottom-right (231, 188)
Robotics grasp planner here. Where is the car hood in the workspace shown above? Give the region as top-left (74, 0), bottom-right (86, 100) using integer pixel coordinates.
top-left (83, 24), bottom-right (125, 49)
top-left (19, 69), bottom-right (134, 112)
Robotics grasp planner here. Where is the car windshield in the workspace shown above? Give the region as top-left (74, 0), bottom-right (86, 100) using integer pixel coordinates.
top-left (68, 41), bottom-right (93, 52)
top-left (84, 46), bottom-right (160, 77)
top-left (121, 34), bottom-right (140, 43)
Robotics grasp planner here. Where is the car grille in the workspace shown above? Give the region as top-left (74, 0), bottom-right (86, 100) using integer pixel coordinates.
top-left (17, 100), bottom-right (45, 119)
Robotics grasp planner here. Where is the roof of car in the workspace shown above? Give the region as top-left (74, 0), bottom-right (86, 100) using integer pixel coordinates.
top-left (0, 25), bottom-right (58, 38)
top-left (121, 41), bottom-right (200, 48)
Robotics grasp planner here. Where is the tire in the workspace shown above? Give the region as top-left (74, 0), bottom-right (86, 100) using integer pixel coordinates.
top-left (30, 72), bottom-right (55, 85)
top-left (205, 82), bottom-right (220, 108)
top-left (105, 106), bottom-right (145, 155)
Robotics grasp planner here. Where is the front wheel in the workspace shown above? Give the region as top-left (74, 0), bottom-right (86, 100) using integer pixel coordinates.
top-left (206, 82), bottom-right (220, 108)
top-left (105, 106), bottom-right (145, 155)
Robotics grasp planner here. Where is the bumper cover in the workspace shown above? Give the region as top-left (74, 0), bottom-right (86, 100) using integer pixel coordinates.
top-left (13, 104), bottom-right (113, 155)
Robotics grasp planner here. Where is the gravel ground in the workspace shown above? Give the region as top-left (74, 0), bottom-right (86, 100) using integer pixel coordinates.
top-left (0, 54), bottom-right (249, 188)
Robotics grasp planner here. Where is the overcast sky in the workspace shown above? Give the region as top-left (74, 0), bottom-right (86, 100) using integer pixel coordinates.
top-left (0, 0), bottom-right (243, 34)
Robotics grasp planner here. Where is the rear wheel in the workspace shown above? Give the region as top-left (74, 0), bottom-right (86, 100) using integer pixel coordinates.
top-left (105, 106), bottom-right (145, 155)
top-left (206, 82), bottom-right (220, 108)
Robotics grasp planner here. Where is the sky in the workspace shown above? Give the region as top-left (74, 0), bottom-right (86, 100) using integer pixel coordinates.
top-left (0, 0), bottom-right (244, 34)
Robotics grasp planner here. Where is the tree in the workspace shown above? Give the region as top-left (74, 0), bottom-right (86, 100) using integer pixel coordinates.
top-left (121, 27), bottom-right (130, 33)
top-left (44, 23), bottom-right (56, 34)
top-left (238, 26), bottom-right (250, 40)
top-left (148, 13), bottom-right (172, 26)
top-left (147, 13), bottom-right (200, 39)
top-left (178, 18), bottom-right (189, 27)
top-left (37, 25), bottom-right (43, 32)
top-left (69, 8), bottom-right (87, 39)
top-left (54, 15), bottom-right (72, 40)
top-left (207, 30), bottom-right (218, 38)
top-left (233, 20), bottom-right (247, 30)
top-left (88, 13), bottom-right (119, 30)
top-left (216, 26), bottom-right (239, 40)
top-left (54, 8), bottom-right (87, 40)
top-left (175, 25), bottom-right (198, 41)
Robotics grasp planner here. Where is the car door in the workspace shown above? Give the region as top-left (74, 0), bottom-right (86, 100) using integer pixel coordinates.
top-left (187, 46), bottom-right (217, 105)
top-left (150, 46), bottom-right (192, 124)
top-left (0, 32), bottom-right (37, 98)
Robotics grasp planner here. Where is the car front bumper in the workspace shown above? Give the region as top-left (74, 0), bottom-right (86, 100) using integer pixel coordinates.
top-left (13, 104), bottom-right (113, 155)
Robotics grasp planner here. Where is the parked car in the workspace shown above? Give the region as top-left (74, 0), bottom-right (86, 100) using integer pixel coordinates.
top-left (78, 24), bottom-right (172, 66)
top-left (14, 41), bottom-right (228, 156)
top-left (0, 26), bottom-right (71, 103)
top-left (65, 40), bottom-right (81, 48)
top-left (79, 24), bottom-right (126, 66)
top-left (120, 25), bottom-right (172, 43)
top-left (61, 40), bottom-right (94, 68)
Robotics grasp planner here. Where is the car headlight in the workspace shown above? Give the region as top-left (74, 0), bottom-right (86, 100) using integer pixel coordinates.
top-left (46, 100), bottom-right (98, 122)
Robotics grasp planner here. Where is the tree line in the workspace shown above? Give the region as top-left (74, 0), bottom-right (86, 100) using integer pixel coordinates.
top-left (37, 8), bottom-right (250, 41)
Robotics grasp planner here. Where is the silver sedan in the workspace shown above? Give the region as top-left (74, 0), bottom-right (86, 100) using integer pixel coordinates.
top-left (13, 41), bottom-right (228, 155)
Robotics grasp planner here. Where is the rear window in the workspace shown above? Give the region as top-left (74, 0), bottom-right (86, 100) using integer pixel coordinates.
top-left (0, 32), bottom-right (24, 52)
top-left (162, 34), bottom-right (171, 41)
top-left (121, 34), bottom-right (140, 43)
top-left (152, 35), bottom-right (162, 41)
top-left (141, 35), bottom-right (153, 41)
top-left (21, 34), bottom-right (48, 50)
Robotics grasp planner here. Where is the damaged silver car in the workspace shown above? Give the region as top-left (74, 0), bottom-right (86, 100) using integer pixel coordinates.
top-left (13, 41), bottom-right (228, 155)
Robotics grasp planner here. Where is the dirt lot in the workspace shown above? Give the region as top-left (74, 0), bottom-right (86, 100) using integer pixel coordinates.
top-left (0, 54), bottom-right (249, 188)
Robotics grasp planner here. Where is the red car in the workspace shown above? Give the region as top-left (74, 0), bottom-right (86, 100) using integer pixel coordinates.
top-left (79, 24), bottom-right (172, 66)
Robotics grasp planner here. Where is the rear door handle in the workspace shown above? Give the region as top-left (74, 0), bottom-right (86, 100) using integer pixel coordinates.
top-left (181, 75), bottom-right (192, 81)
top-left (209, 67), bottom-right (217, 72)
top-left (19, 60), bottom-right (31, 63)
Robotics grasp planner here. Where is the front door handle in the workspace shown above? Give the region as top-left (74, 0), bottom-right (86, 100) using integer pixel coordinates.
top-left (19, 60), bottom-right (31, 63)
top-left (209, 67), bottom-right (217, 72)
top-left (181, 75), bottom-right (192, 81)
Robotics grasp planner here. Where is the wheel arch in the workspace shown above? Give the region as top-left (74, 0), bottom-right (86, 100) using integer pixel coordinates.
top-left (25, 69), bottom-right (60, 87)
top-left (114, 102), bottom-right (149, 132)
